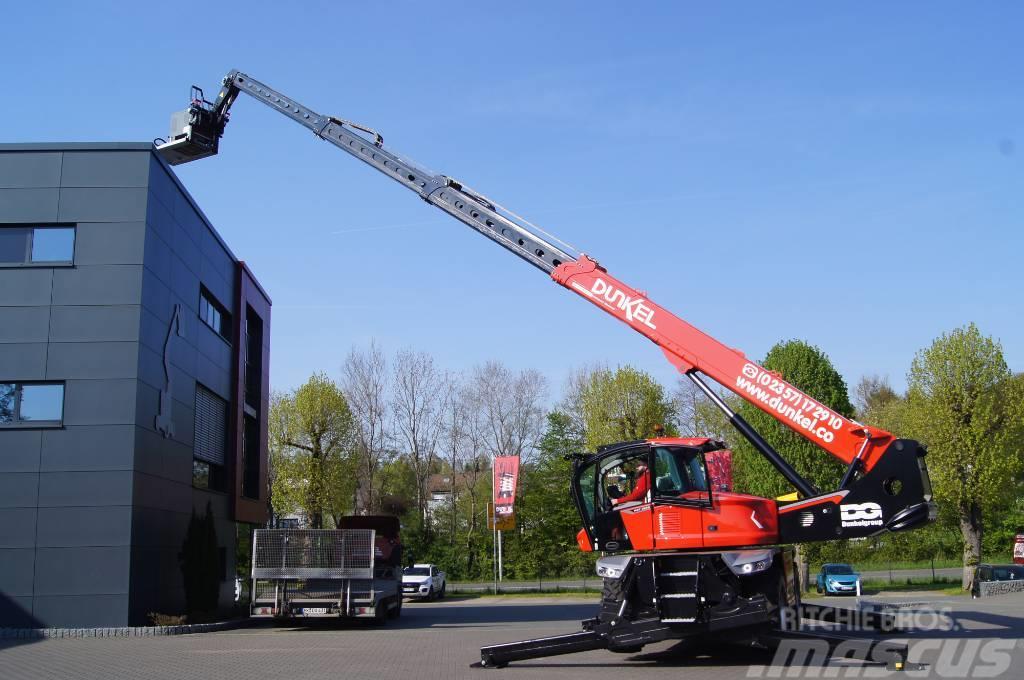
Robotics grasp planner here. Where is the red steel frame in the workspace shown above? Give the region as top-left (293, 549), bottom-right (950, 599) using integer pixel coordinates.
top-left (552, 255), bottom-right (893, 473)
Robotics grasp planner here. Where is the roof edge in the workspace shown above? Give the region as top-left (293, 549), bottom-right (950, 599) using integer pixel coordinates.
top-left (0, 142), bottom-right (155, 151)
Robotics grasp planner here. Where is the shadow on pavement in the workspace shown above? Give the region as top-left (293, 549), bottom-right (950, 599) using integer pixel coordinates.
top-left (258, 600), bottom-right (599, 632)
top-left (0, 592), bottom-right (45, 650)
top-left (902, 608), bottom-right (1024, 641)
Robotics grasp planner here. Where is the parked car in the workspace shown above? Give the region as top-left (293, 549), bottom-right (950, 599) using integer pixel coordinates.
top-left (402, 564), bottom-right (447, 600)
top-left (972, 564), bottom-right (1024, 598)
top-left (816, 563), bottom-right (861, 595)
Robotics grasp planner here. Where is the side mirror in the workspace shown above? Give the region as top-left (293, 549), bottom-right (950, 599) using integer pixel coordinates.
top-left (607, 485), bottom-right (624, 500)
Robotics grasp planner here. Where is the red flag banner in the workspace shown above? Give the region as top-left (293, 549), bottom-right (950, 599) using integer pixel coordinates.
top-left (492, 456), bottom-right (520, 519)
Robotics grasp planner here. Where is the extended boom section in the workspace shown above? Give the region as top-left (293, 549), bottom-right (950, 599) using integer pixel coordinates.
top-left (157, 71), bottom-right (575, 274)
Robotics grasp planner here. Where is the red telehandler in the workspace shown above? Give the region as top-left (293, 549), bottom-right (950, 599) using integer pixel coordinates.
top-left (157, 71), bottom-right (936, 670)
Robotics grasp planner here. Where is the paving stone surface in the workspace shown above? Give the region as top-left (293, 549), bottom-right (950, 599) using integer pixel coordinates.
top-left (1, 593), bottom-right (1021, 679)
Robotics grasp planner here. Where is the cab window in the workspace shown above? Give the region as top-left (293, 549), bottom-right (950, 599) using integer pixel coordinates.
top-left (576, 461), bottom-right (597, 529)
top-left (598, 449), bottom-right (650, 509)
top-left (652, 446), bottom-right (709, 502)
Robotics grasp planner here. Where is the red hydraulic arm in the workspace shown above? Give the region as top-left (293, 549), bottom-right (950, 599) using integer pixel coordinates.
top-left (552, 256), bottom-right (892, 476)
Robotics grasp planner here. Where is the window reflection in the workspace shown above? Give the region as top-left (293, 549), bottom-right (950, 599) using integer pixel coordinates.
top-left (30, 228), bottom-right (75, 262)
top-left (19, 384), bottom-right (65, 421)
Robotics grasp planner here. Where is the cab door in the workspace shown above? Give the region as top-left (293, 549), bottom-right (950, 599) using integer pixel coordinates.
top-left (571, 447), bottom-right (654, 552)
top-left (650, 446), bottom-right (707, 550)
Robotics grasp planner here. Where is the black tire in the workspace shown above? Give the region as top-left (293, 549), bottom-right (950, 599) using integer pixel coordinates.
top-left (427, 586), bottom-right (435, 602)
top-left (372, 601), bottom-right (387, 625)
top-left (439, 583), bottom-right (446, 599)
top-left (816, 584), bottom-right (823, 594)
top-left (387, 595), bottom-right (402, 620)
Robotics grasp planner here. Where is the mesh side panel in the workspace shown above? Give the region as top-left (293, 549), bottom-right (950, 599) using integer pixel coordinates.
top-left (252, 529), bottom-right (375, 579)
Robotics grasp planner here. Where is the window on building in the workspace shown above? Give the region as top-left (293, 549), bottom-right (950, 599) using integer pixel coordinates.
top-left (242, 414), bottom-right (260, 500)
top-left (193, 383), bottom-right (228, 492)
top-left (192, 458), bottom-right (226, 492)
top-left (0, 226), bottom-right (75, 265)
top-left (0, 382), bottom-right (65, 426)
top-left (244, 307), bottom-right (263, 410)
top-left (199, 287), bottom-right (232, 342)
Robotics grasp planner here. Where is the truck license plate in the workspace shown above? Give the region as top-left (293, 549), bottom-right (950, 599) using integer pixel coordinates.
top-left (303, 607), bottom-right (328, 615)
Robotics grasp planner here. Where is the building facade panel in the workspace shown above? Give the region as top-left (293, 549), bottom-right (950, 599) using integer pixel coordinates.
top-left (0, 268), bottom-right (53, 306)
top-left (36, 471), bottom-right (134, 508)
top-left (0, 306), bottom-right (50, 343)
top-left (45, 341), bottom-right (140, 380)
top-left (57, 187), bottom-right (148, 223)
top-left (51, 264), bottom-right (144, 307)
top-left (35, 506), bottom-right (133, 548)
top-left (31, 594), bottom-right (129, 628)
top-left (0, 430), bottom-right (41, 474)
top-left (145, 189), bottom-right (177, 247)
top-left (61, 378), bottom-right (138, 426)
top-left (33, 547), bottom-right (132, 596)
top-left (40, 425), bottom-right (135, 472)
top-left (60, 151), bottom-right (151, 189)
top-left (0, 342), bottom-right (47, 379)
top-left (47, 305), bottom-right (140, 343)
top-left (0, 509), bottom-right (38, 548)
top-left (142, 224), bottom-right (173, 285)
top-left (73, 221), bottom-right (148, 265)
top-left (132, 472), bottom-right (192, 514)
top-left (0, 152), bottom-right (61, 188)
top-left (0, 144), bottom-right (270, 627)
top-left (0, 549), bottom-right (35, 596)
top-left (0, 474), bottom-right (40, 508)
top-left (133, 426), bottom-right (194, 487)
top-left (0, 187), bottom-right (60, 222)
top-left (172, 222), bottom-right (203, 282)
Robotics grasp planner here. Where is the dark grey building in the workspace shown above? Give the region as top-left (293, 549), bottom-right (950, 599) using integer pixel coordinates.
top-left (0, 143), bottom-right (270, 628)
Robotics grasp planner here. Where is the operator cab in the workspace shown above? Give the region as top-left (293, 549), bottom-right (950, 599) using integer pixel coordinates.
top-left (572, 439), bottom-right (720, 552)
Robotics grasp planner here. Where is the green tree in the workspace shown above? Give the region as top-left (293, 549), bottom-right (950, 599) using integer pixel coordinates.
top-left (269, 373), bottom-right (357, 528)
top-left (854, 374), bottom-right (899, 421)
top-left (732, 340), bottom-right (855, 499)
top-left (903, 325), bottom-right (1024, 590)
top-left (575, 366), bottom-right (676, 450)
top-left (507, 412), bottom-right (595, 579)
top-left (730, 340), bottom-right (854, 584)
top-left (0, 383), bottom-right (14, 422)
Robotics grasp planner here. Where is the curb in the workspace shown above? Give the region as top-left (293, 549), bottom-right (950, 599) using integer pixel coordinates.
top-left (0, 618), bottom-right (256, 640)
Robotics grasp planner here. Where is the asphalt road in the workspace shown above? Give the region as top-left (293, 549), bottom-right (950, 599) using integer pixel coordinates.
top-left (1, 592), bottom-right (1021, 680)
top-left (450, 568), bottom-right (964, 592)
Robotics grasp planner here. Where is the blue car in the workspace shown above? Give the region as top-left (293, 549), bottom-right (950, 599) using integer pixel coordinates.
top-left (816, 563), bottom-right (860, 595)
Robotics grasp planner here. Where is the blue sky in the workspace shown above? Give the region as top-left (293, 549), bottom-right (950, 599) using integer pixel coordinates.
top-left (5, 2), bottom-right (1021, 403)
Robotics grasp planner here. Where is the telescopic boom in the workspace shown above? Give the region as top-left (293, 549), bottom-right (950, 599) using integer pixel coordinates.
top-left (156, 71), bottom-right (932, 512)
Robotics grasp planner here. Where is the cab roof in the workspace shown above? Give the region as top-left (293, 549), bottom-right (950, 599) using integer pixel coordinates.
top-left (594, 437), bottom-right (725, 455)
top-left (648, 437), bottom-right (717, 447)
